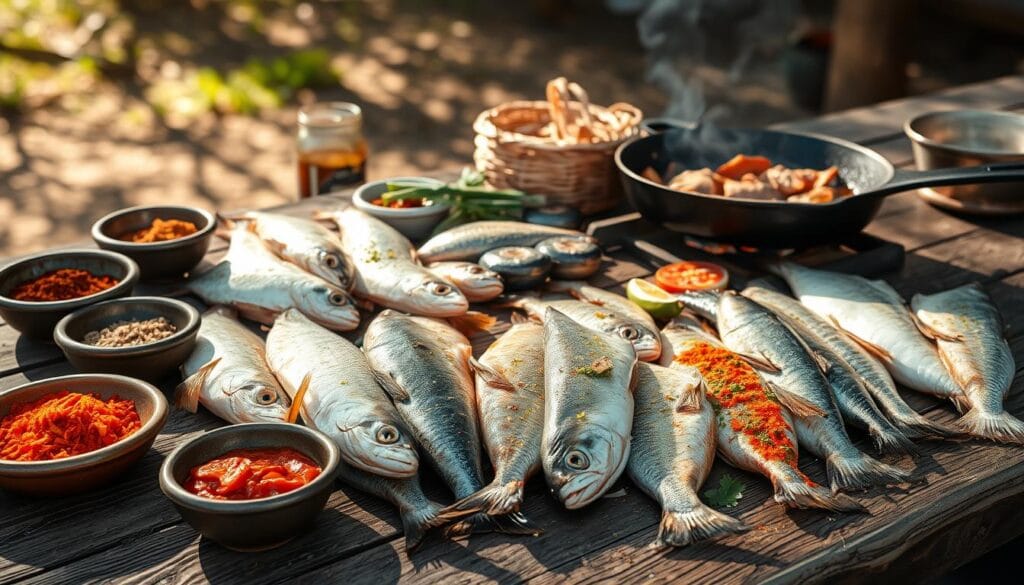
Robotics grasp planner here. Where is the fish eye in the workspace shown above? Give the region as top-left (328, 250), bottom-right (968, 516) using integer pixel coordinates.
top-left (565, 450), bottom-right (590, 470)
top-left (324, 253), bottom-right (340, 268)
top-left (255, 388), bottom-right (278, 405)
top-left (431, 282), bottom-right (452, 296)
top-left (376, 424), bottom-right (400, 444)
top-left (328, 291), bottom-right (348, 306)
top-left (467, 265), bottom-right (484, 275)
top-left (619, 326), bottom-right (640, 341)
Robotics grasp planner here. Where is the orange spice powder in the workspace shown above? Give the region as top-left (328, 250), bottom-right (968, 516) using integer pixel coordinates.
top-left (119, 218), bottom-right (198, 243)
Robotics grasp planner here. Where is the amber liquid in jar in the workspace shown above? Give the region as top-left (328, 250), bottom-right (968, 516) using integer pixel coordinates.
top-left (297, 142), bottom-right (368, 198)
top-left (296, 102), bottom-right (368, 198)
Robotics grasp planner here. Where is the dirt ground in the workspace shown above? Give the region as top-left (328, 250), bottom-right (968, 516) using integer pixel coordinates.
top-left (1, 0), bottom-right (1022, 257)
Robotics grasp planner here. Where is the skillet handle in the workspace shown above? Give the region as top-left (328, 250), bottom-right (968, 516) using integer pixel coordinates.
top-left (639, 117), bottom-right (698, 134)
top-left (864, 161), bottom-right (1024, 198)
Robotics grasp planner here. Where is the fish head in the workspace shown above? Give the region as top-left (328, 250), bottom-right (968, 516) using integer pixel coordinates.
top-left (544, 424), bottom-right (630, 509)
top-left (333, 417), bottom-right (419, 478)
top-left (218, 370), bottom-right (292, 423)
top-left (295, 283), bottom-right (361, 331)
top-left (404, 275), bottom-right (469, 317)
top-left (596, 315), bottom-right (661, 362)
top-left (449, 263), bottom-right (504, 297)
top-left (311, 247), bottom-right (355, 289)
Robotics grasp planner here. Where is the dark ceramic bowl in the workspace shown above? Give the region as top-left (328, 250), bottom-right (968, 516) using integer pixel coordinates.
top-left (91, 206), bottom-right (216, 280)
top-left (53, 297), bottom-right (201, 381)
top-left (0, 249), bottom-right (140, 341)
top-left (0, 374), bottom-right (168, 496)
top-left (159, 423), bottom-right (341, 552)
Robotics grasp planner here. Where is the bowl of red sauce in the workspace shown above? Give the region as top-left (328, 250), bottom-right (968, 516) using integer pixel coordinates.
top-left (91, 205), bottom-right (217, 281)
top-left (0, 249), bottom-right (140, 341)
top-left (0, 373), bottom-right (168, 496)
top-left (159, 423), bottom-right (341, 552)
top-left (352, 177), bottom-right (449, 241)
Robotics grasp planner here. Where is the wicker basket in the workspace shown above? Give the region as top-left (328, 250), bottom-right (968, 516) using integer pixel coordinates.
top-left (473, 98), bottom-right (642, 215)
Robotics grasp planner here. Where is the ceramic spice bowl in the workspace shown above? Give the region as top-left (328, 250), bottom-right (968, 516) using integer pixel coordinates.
top-left (91, 205), bottom-right (217, 280)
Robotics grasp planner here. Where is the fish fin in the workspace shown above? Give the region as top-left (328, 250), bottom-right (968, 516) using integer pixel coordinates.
top-left (401, 501), bottom-right (445, 553)
top-left (444, 511), bottom-right (542, 538)
top-left (213, 212), bottom-right (237, 240)
top-left (867, 424), bottom-right (920, 456)
top-left (628, 355), bottom-right (641, 395)
top-left (468, 357), bottom-right (516, 392)
top-left (909, 311), bottom-right (962, 342)
top-left (510, 311), bottom-right (531, 325)
top-left (675, 377), bottom-right (706, 413)
top-left (653, 505), bottom-right (749, 548)
top-left (261, 236), bottom-right (288, 256)
top-left (826, 452), bottom-right (911, 493)
top-left (768, 381), bottom-right (827, 418)
top-left (697, 318), bottom-right (720, 340)
top-left (890, 411), bottom-right (964, 440)
top-left (286, 373), bottom-right (312, 424)
top-left (810, 350), bottom-right (832, 376)
top-left (954, 409), bottom-right (1024, 444)
top-left (737, 351), bottom-right (781, 374)
top-left (232, 301), bottom-right (280, 325)
top-left (948, 392), bottom-right (972, 415)
top-left (173, 357), bottom-right (222, 413)
top-left (828, 315), bottom-right (893, 363)
top-left (447, 311), bottom-right (497, 336)
top-left (772, 477), bottom-right (865, 512)
top-left (371, 368), bottom-right (411, 402)
top-left (438, 480), bottom-right (525, 518)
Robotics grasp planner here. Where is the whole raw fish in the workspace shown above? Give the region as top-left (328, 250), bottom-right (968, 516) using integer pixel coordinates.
top-left (417, 221), bottom-right (588, 263)
top-left (176, 306), bottom-right (291, 424)
top-left (743, 285), bottom-right (956, 440)
top-left (265, 309), bottom-right (419, 478)
top-left (319, 208), bottom-right (469, 317)
top-left (628, 362), bottom-right (750, 547)
top-left (222, 210), bottom-right (355, 289)
top-left (704, 292), bottom-right (910, 492)
top-left (363, 310), bottom-right (538, 535)
top-left (912, 283), bottom-right (1023, 442)
top-left (743, 286), bottom-right (923, 453)
top-left (427, 261), bottom-right (504, 302)
top-left (775, 262), bottom-right (963, 403)
top-left (442, 315), bottom-right (545, 517)
top-left (542, 307), bottom-right (637, 509)
top-left (186, 224), bottom-right (360, 331)
top-left (662, 315), bottom-right (862, 511)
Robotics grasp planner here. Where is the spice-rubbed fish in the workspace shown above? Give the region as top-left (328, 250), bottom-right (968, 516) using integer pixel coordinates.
top-left (744, 286), bottom-right (922, 453)
top-left (629, 362), bottom-right (750, 547)
top-left (427, 261), bottom-right (504, 303)
top-left (176, 306), bottom-right (291, 424)
top-left (442, 315), bottom-right (545, 517)
top-left (417, 220), bottom-right (588, 263)
top-left (363, 310), bottom-right (538, 535)
top-left (707, 292), bottom-right (909, 492)
top-left (662, 315), bottom-right (862, 512)
top-left (317, 208), bottom-right (469, 317)
top-left (335, 462), bottom-right (443, 552)
top-left (743, 285), bottom-right (956, 440)
top-left (912, 283), bottom-right (1023, 443)
top-left (775, 262), bottom-right (963, 404)
top-left (265, 309), bottom-right (419, 478)
top-left (542, 307), bottom-right (637, 509)
top-left (187, 224), bottom-right (360, 331)
top-left (221, 210), bottom-right (355, 290)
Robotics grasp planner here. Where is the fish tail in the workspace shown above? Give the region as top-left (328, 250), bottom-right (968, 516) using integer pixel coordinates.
top-left (676, 291), bottom-right (720, 322)
top-left (867, 423), bottom-right (920, 456)
top-left (443, 511), bottom-right (542, 538)
top-left (827, 452), bottom-right (911, 492)
top-left (438, 480), bottom-right (525, 518)
top-left (773, 478), bottom-right (866, 513)
top-left (954, 408), bottom-right (1024, 444)
top-left (891, 412), bottom-right (963, 441)
top-left (400, 501), bottom-right (445, 553)
top-left (653, 505), bottom-right (749, 548)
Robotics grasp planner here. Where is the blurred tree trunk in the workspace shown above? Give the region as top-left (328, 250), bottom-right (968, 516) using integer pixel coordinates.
top-left (825, 0), bottom-right (917, 112)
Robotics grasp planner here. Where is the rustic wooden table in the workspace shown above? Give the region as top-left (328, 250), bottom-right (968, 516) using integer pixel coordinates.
top-left (2, 75), bottom-right (1023, 585)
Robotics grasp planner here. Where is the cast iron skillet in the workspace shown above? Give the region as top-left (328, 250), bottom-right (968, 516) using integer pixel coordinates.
top-left (615, 118), bottom-right (1024, 249)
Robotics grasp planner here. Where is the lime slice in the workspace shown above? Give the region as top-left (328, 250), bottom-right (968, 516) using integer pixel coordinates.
top-left (626, 278), bottom-right (682, 319)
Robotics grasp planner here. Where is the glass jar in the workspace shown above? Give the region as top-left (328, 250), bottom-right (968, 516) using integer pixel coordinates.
top-left (296, 102), bottom-right (369, 198)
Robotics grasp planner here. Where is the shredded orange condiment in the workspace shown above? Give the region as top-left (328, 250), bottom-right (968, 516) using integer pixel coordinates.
top-left (119, 218), bottom-right (198, 243)
top-left (9, 268), bottom-right (119, 302)
top-left (0, 391), bottom-right (141, 461)
top-left (674, 342), bottom-right (798, 465)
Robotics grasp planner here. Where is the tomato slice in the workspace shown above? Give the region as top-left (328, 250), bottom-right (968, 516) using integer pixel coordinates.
top-left (655, 261), bottom-right (729, 293)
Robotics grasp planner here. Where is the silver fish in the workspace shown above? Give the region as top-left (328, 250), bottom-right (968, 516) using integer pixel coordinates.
top-left (542, 307), bottom-right (637, 509)
top-left (320, 208), bottom-right (469, 317)
top-left (912, 283), bottom-right (1023, 443)
top-left (776, 262), bottom-right (962, 403)
top-left (176, 306), bottom-right (291, 424)
top-left (223, 210), bottom-right (355, 289)
top-left (711, 292), bottom-right (910, 492)
top-left (427, 261), bottom-right (504, 303)
top-left (265, 309), bottom-right (419, 478)
top-left (335, 462), bottom-right (443, 552)
top-left (417, 221), bottom-right (588, 263)
top-left (363, 310), bottom-right (537, 535)
top-left (628, 362), bottom-right (749, 547)
top-left (744, 285), bottom-right (956, 440)
top-left (442, 315), bottom-right (545, 517)
top-left (744, 286), bottom-right (922, 453)
top-left (661, 315), bottom-right (863, 512)
top-left (187, 224), bottom-right (360, 331)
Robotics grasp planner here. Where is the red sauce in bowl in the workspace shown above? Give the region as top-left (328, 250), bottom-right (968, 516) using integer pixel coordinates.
top-left (184, 447), bottom-right (322, 500)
